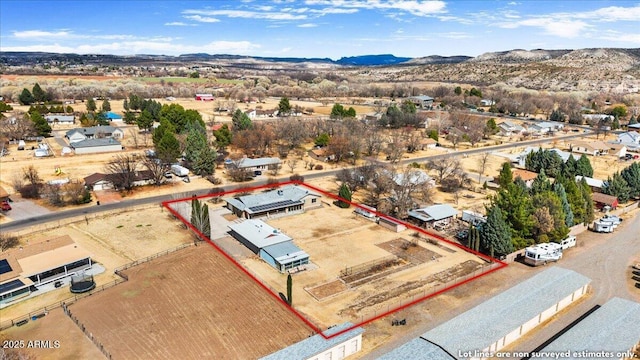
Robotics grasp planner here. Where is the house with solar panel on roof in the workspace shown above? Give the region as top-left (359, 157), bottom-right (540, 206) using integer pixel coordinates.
top-left (224, 185), bottom-right (322, 220)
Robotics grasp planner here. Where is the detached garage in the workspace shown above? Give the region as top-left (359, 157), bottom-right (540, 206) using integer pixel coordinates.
top-left (228, 219), bottom-right (309, 272)
top-left (71, 138), bottom-right (123, 155)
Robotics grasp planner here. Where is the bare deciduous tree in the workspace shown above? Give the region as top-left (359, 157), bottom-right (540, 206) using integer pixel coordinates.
top-left (478, 152), bottom-right (491, 184)
top-left (427, 156), bottom-right (461, 183)
top-left (143, 157), bottom-right (166, 186)
top-left (105, 154), bottom-right (139, 191)
top-left (285, 158), bottom-right (299, 173)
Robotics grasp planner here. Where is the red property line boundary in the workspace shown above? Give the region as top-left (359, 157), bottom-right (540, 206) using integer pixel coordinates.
top-left (161, 180), bottom-right (507, 340)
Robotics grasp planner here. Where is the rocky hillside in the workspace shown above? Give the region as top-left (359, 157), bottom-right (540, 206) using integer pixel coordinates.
top-left (391, 48), bottom-right (640, 92)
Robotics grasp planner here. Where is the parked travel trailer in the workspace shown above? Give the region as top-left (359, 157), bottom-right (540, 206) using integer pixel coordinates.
top-left (355, 204), bottom-right (377, 219)
top-left (555, 235), bottom-right (576, 250)
top-left (593, 220), bottom-right (615, 233)
top-left (17, 140), bottom-right (25, 150)
top-left (524, 243), bottom-right (563, 266)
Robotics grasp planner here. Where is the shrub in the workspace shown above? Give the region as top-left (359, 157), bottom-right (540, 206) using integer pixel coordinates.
top-left (314, 165), bottom-right (323, 170)
top-left (290, 174), bottom-right (304, 182)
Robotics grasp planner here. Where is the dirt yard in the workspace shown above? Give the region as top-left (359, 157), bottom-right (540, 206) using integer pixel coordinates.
top-left (238, 201), bottom-right (485, 328)
top-left (0, 307), bottom-right (106, 360)
top-left (66, 244), bottom-right (312, 360)
top-left (0, 205), bottom-right (193, 321)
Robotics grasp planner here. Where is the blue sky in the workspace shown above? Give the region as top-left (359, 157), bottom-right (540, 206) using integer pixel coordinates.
top-left (1, 1), bottom-right (639, 59)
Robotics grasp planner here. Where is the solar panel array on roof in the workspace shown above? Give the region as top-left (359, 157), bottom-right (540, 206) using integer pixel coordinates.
top-left (0, 259), bottom-right (12, 275)
top-left (0, 279), bottom-right (25, 294)
top-left (248, 199), bottom-right (300, 213)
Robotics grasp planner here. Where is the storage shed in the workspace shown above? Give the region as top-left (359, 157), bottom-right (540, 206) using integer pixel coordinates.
top-left (381, 267), bottom-right (590, 359)
top-left (537, 297), bottom-right (640, 359)
top-left (261, 322), bottom-right (364, 360)
top-left (228, 219), bottom-right (309, 272)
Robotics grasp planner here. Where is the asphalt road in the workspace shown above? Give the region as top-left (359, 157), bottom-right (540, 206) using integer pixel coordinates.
top-left (0, 132), bottom-right (588, 233)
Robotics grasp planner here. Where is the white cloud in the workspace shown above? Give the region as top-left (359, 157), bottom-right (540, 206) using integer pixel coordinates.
top-left (438, 32), bottom-right (473, 39)
top-left (0, 40), bottom-right (261, 56)
top-left (165, 22), bottom-right (197, 26)
top-left (597, 32), bottom-right (640, 44)
top-left (298, 23), bottom-right (318, 27)
top-left (571, 5), bottom-right (640, 22)
top-left (183, 9), bottom-right (307, 20)
top-left (304, 0), bottom-right (446, 17)
top-left (500, 18), bottom-right (589, 38)
top-left (184, 15), bottom-right (220, 23)
top-left (13, 30), bottom-right (71, 39)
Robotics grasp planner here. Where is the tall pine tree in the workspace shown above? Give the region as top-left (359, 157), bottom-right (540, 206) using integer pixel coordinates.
top-left (480, 206), bottom-right (513, 257)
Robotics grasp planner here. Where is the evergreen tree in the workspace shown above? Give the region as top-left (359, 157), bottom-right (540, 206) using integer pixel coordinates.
top-left (231, 109), bottom-right (252, 130)
top-left (561, 155), bottom-right (578, 178)
top-left (137, 110), bottom-right (154, 131)
top-left (315, 133), bottom-right (330, 147)
top-left (152, 119), bottom-right (176, 146)
top-left (337, 183), bottom-right (352, 208)
top-left (480, 206), bottom-right (513, 257)
top-left (549, 109), bottom-right (565, 122)
top-left (621, 162), bottom-right (640, 199)
top-left (578, 178), bottom-right (595, 224)
top-left (330, 103), bottom-right (346, 119)
top-left (185, 123), bottom-right (217, 176)
top-left (155, 131), bottom-right (181, 164)
top-left (32, 83), bottom-right (48, 103)
top-left (212, 124), bottom-right (232, 148)
top-left (485, 118), bottom-right (499, 136)
top-left (278, 97), bottom-right (292, 116)
top-left (19, 88), bottom-right (35, 105)
top-left (101, 99), bottom-right (111, 112)
top-left (602, 172), bottom-right (631, 203)
top-left (629, 115), bottom-right (637, 125)
top-left (123, 98), bottom-right (129, 111)
top-left (560, 177), bottom-right (586, 225)
top-left (123, 111), bottom-right (137, 125)
top-left (190, 198), bottom-right (211, 239)
top-left (30, 111), bottom-right (51, 137)
top-left (86, 98), bottom-right (97, 112)
top-left (96, 111), bottom-right (109, 126)
top-left (286, 274), bottom-right (293, 306)
top-left (576, 154), bottom-right (594, 177)
top-left (530, 168), bottom-right (551, 195)
top-left (553, 183), bottom-right (574, 227)
top-left (497, 162), bottom-right (513, 188)
top-left (492, 182), bottom-right (535, 249)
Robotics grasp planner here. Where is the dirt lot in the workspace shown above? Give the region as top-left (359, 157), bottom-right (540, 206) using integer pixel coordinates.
top-left (238, 201), bottom-right (485, 328)
top-left (0, 205), bottom-right (192, 321)
top-left (0, 307), bottom-right (105, 360)
top-left (66, 244), bottom-right (312, 360)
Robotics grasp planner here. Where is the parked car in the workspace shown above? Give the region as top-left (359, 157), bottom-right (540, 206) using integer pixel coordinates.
top-left (0, 200), bottom-right (11, 211)
top-left (634, 263), bottom-right (640, 271)
top-left (455, 230), bottom-right (469, 241)
top-left (633, 270), bottom-right (640, 276)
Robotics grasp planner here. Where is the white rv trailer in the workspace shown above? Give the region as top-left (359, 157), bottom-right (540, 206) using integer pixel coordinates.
top-left (593, 220), bottom-right (615, 233)
top-left (524, 242), bottom-right (563, 266)
top-left (354, 204), bottom-right (377, 219)
top-left (554, 235), bottom-right (576, 250)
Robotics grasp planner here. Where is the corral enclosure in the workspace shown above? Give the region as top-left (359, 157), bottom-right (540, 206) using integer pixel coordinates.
top-left (66, 244), bottom-right (312, 359)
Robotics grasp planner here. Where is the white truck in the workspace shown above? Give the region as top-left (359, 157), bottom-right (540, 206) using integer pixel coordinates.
top-left (593, 220), bottom-right (614, 233)
top-left (171, 164), bottom-right (189, 177)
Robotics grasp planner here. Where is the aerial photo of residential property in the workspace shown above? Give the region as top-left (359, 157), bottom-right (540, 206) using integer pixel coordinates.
top-left (1, 1), bottom-right (640, 359)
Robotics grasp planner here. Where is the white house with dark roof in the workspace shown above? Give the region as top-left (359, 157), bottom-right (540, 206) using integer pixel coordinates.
top-left (224, 185), bottom-right (321, 219)
top-left (381, 267), bottom-right (590, 359)
top-left (65, 126), bottom-right (124, 144)
top-left (228, 219), bottom-right (309, 272)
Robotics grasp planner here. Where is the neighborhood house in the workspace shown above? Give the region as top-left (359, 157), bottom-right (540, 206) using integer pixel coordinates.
top-left (44, 114), bottom-right (75, 124)
top-left (65, 126), bottom-right (124, 143)
top-left (224, 185), bottom-right (321, 219)
top-left (408, 204), bottom-right (458, 229)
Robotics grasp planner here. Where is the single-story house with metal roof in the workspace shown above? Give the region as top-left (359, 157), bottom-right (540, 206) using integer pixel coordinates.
top-left (537, 297), bottom-right (640, 358)
top-left (228, 219), bottom-right (309, 272)
top-left (381, 267), bottom-right (590, 359)
top-left (71, 138), bottom-right (123, 155)
top-left (615, 131), bottom-right (640, 150)
top-left (408, 204), bottom-right (458, 228)
top-left (0, 235), bottom-right (95, 305)
top-left (44, 114), bottom-right (75, 124)
top-left (65, 126), bottom-right (124, 143)
top-left (261, 322), bottom-right (364, 360)
top-left (224, 185), bottom-right (321, 219)
top-left (226, 157), bottom-right (281, 172)
top-left (498, 121), bottom-right (526, 136)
